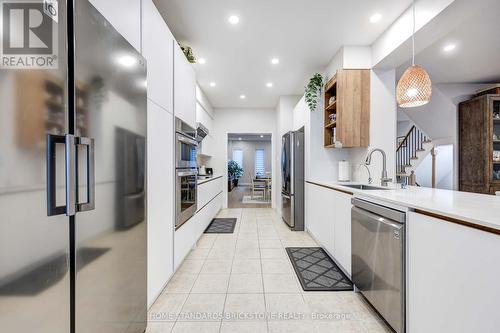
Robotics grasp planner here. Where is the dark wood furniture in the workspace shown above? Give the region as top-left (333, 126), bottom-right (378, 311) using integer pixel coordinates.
top-left (323, 69), bottom-right (370, 148)
top-left (459, 94), bottom-right (500, 194)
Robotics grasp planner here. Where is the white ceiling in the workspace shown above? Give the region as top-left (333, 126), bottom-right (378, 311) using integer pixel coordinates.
top-left (397, 0), bottom-right (500, 84)
top-left (228, 133), bottom-right (272, 142)
top-left (154, 0), bottom-right (412, 108)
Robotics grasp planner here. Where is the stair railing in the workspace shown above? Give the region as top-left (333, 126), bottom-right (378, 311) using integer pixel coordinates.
top-left (396, 125), bottom-right (430, 183)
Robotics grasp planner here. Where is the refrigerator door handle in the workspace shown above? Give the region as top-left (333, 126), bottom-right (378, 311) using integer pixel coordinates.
top-left (65, 134), bottom-right (77, 216)
top-left (77, 137), bottom-right (95, 212)
top-left (46, 134), bottom-right (68, 216)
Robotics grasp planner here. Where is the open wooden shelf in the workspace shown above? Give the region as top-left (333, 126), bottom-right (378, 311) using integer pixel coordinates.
top-left (325, 101), bottom-right (337, 111)
top-left (325, 121), bottom-right (337, 129)
top-left (323, 69), bottom-right (370, 148)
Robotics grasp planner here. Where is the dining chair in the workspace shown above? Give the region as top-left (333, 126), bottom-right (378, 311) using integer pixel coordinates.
top-left (251, 178), bottom-right (266, 199)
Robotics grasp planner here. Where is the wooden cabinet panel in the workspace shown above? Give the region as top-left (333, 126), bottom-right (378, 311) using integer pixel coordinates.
top-left (459, 94), bottom-right (498, 194)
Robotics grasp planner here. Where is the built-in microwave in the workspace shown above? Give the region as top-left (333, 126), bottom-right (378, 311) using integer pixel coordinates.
top-left (175, 118), bottom-right (198, 169)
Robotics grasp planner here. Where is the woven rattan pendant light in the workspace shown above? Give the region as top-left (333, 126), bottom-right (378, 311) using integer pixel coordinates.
top-left (396, 0), bottom-right (432, 108)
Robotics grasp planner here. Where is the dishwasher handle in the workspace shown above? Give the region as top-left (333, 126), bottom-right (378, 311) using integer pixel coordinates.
top-left (352, 198), bottom-right (406, 223)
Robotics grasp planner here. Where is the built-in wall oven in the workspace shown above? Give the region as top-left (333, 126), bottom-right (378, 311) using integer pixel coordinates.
top-left (175, 118), bottom-right (198, 228)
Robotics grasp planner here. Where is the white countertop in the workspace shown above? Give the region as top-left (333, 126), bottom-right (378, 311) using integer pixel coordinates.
top-left (197, 174), bottom-right (223, 185)
top-left (307, 180), bottom-right (500, 232)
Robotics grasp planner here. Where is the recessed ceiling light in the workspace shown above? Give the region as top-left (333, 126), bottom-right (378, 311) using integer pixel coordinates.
top-left (271, 58), bottom-right (280, 65)
top-left (369, 13), bottom-right (382, 23)
top-left (117, 55), bottom-right (137, 68)
top-left (198, 58), bottom-right (206, 64)
top-left (238, 137), bottom-right (242, 141)
top-left (228, 15), bottom-right (240, 25)
top-left (266, 82), bottom-right (273, 88)
top-left (260, 135), bottom-right (264, 138)
top-left (209, 82), bottom-right (216, 87)
top-left (240, 94), bottom-right (246, 99)
top-left (443, 43), bottom-right (456, 52)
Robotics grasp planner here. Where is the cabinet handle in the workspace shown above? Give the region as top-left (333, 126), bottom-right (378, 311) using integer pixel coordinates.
top-left (46, 134), bottom-right (67, 216)
top-left (77, 137), bottom-right (95, 212)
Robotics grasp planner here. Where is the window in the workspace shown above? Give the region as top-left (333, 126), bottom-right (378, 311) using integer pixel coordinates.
top-left (255, 149), bottom-right (265, 177)
top-left (232, 149), bottom-right (243, 168)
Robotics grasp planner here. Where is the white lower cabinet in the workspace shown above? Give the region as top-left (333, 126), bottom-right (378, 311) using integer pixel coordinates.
top-left (174, 182), bottom-right (222, 269)
top-left (305, 183), bottom-right (352, 276)
top-left (407, 212), bottom-right (500, 333)
top-left (305, 183), bottom-right (335, 256)
top-left (147, 101), bottom-right (174, 306)
top-left (332, 190), bottom-right (352, 276)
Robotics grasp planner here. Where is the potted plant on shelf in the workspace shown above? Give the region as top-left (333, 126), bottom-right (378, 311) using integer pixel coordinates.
top-left (305, 73), bottom-right (323, 112)
top-left (228, 160), bottom-right (244, 188)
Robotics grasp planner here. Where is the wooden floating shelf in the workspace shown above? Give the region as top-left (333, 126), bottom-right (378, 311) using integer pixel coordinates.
top-left (325, 144), bottom-right (336, 149)
top-left (325, 121), bottom-right (337, 129)
top-left (325, 101), bottom-right (337, 111)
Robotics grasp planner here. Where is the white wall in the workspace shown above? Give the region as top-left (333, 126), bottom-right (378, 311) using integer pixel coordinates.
top-left (228, 140), bottom-right (272, 185)
top-left (212, 108), bottom-right (277, 208)
top-left (415, 144), bottom-right (454, 189)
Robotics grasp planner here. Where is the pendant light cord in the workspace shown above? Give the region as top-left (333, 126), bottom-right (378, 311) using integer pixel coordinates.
top-left (412, 0), bottom-right (416, 66)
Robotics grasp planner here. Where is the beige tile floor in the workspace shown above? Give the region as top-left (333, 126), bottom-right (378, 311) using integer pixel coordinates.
top-left (147, 208), bottom-right (392, 333)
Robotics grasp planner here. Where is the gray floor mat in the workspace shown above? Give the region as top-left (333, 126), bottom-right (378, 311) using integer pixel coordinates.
top-left (286, 247), bottom-right (353, 291)
top-left (204, 218), bottom-right (237, 233)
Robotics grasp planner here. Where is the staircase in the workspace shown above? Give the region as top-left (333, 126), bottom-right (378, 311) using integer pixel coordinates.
top-left (396, 125), bottom-right (434, 185)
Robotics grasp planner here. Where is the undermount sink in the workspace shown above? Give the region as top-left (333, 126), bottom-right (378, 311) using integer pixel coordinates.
top-left (341, 184), bottom-right (392, 190)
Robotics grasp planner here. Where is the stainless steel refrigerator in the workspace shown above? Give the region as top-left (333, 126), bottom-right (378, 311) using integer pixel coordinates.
top-left (0, 1), bottom-right (147, 332)
top-left (281, 128), bottom-right (305, 231)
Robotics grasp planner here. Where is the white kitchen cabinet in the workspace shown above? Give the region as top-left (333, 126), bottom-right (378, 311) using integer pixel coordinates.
top-left (142, 0), bottom-right (174, 113)
top-left (196, 102), bottom-right (214, 156)
top-left (305, 183), bottom-right (335, 256)
top-left (198, 177), bottom-right (223, 210)
top-left (89, 0), bottom-right (141, 51)
top-left (407, 212), bottom-right (500, 333)
top-left (147, 100), bottom-right (174, 306)
top-left (174, 44), bottom-right (196, 128)
top-left (305, 183), bottom-right (352, 276)
top-left (174, 184), bottom-right (222, 269)
top-left (332, 190), bottom-right (352, 276)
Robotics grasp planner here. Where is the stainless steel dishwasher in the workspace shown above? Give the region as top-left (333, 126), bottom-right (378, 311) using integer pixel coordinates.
top-left (351, 198), bottom-right (406, 333)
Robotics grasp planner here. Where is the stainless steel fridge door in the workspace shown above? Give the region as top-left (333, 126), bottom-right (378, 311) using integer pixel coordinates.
top-left (281, 192), bottom-right (294, 228)
top-left (73, 1), bottom-right (147, 332)
top-left (0, 2), bottom-right (70, 332)
top-left (281, 132), bottom-right (291, 194)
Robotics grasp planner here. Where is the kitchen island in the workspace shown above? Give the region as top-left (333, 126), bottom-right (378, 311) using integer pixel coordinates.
top-left (305, 180), bottom-right (500, 333)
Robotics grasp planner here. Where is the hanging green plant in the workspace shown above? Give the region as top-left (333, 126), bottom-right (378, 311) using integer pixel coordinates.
top-left (180, 44), bottom-right (196, 63)
top-left (304, 73), bottom-right (323, 112)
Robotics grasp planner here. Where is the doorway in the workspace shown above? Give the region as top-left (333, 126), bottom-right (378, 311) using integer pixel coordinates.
top-left (227, 133), bottom-right (272, 208)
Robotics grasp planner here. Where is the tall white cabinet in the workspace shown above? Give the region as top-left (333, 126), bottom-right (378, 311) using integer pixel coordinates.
top-left (174, 45), bottom-right (197, 128)
top-left (141, 0), bottom-right (175, 307)
top-left (142, 0), bottom-right (174, 112)
top-left (88, 0), bottom-right (141, 51)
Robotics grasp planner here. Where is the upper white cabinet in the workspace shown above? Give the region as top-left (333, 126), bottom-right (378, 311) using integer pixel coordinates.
top-left (196, 102), bottom-right (214, 156)
top-left (174, 44), bottom-right (197, 127)
top-left (89, 0), bottom-right (141, 51)
top-left (142, 0), bottom-right (174, 112)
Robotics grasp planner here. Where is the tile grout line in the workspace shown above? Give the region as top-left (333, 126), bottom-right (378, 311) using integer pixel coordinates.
top-left (218, 208), bottom-right (242, 333)
top-left (170, 232), bottom-right (217, 332)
